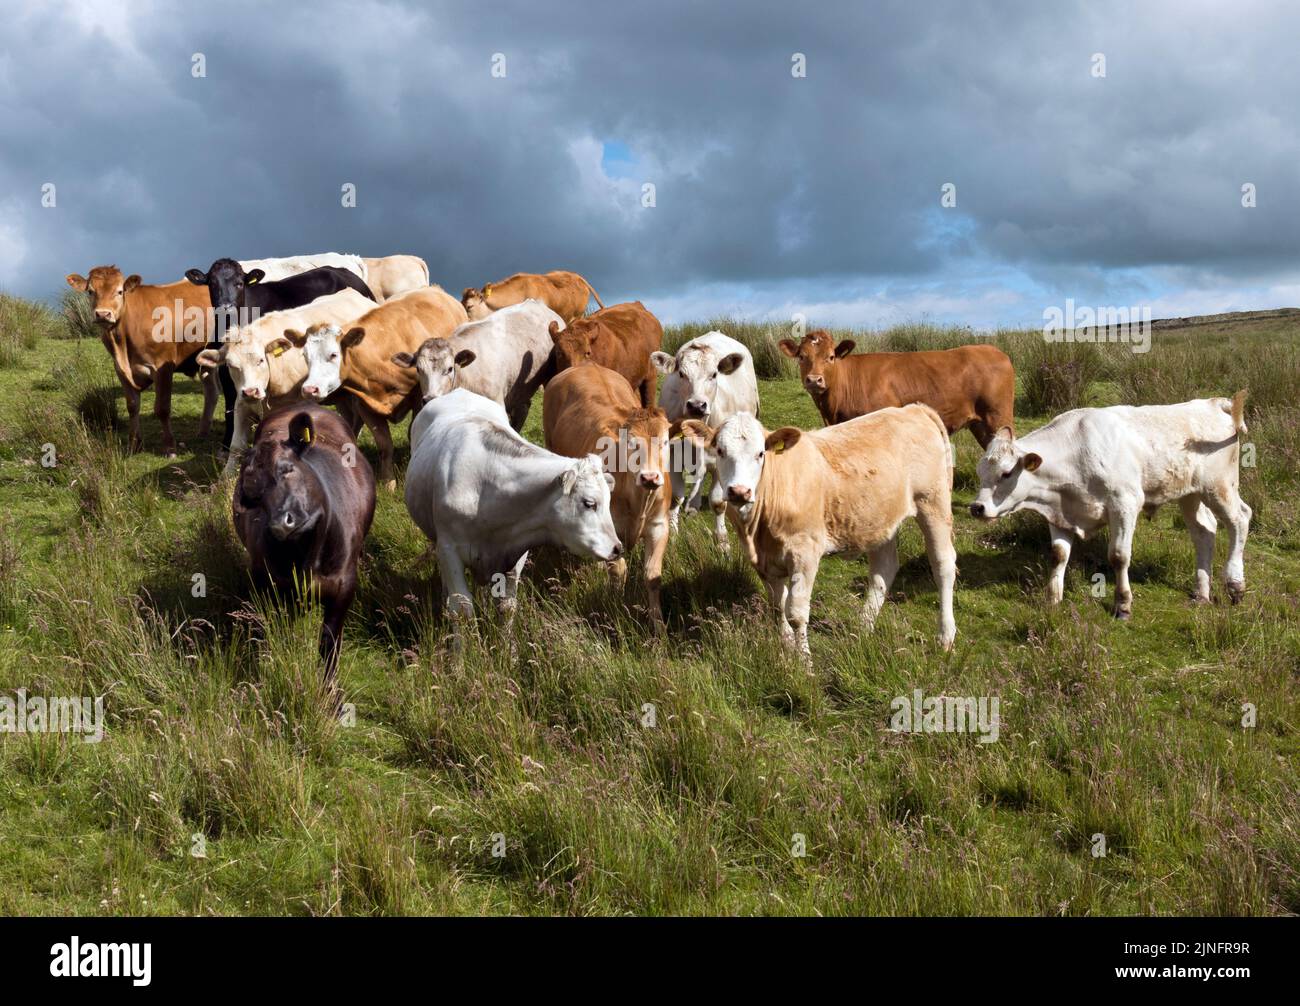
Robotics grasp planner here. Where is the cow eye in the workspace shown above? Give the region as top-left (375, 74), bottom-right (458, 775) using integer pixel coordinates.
top-left (1000, 469), bottom-right (1015, 480)
top-left (330, 353), bottom-right (340, 361)
top-left (446, 366), bottom-right (454, 374)
top-left (757, 450), bottom-right (764, 460)
top-left (582, 498), bottom-right (597, 510)
top-left (716, 447), bottom-right (726, 459)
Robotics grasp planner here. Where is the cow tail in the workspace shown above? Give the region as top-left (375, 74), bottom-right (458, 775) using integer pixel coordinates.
top-left (587, 282), bottom-right (605, 310)
top-left (919, 403), bottom-right (952, 474)
top-left (1229, 389), bottom-right (1248, 435)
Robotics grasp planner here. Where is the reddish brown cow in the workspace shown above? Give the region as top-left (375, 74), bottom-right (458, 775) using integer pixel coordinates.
top-left (779, 330), bottom-right (1015, 447)
top-left (65, 266), bottom-right (215, 456)
top-left (548, 301), bottom-right (662, 407)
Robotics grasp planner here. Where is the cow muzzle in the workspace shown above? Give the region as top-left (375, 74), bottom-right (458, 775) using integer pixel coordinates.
top-left (685, 400), bottom-right (708, 418)
top-left (726, 485), bottom-right (753, 504)
top-left (638, 471), bottom-right (663, 489)
top-left (94, 310), bottom-right (116, 323)
top-left (242, 388), bottom-right (263, 400)
top-left (969, 502), bottom-right (995, 520)
top-left (803, 375), bottom-right (826, 392)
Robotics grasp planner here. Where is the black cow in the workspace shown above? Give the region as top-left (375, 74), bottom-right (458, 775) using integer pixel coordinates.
top-left (232, 403), bottom-right (376, 688)
top-left (185, 259), bottom-right (376, 451)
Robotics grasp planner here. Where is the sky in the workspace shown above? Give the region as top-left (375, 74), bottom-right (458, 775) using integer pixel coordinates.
top-left (3, 0), bottom-right (1300, 329)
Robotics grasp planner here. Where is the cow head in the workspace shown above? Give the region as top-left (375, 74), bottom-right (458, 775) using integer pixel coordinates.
top-left (779, 330), bottom-right (854, 396)
top-left (652, 336), bottom-right (745, 421)
top-left (199, 330), bottom-right (295, 402)
top-left (550, 318), bottom-right (598, 371)
top-left (680, 413), bottom-right (800, 519)
top-left (462, 286), bottom-right (492, 320)
top-left (970, 427), bottom-right (1042, 520)
top-left (553, 454), bottom-right (623, 562)
top-left (185, 258), bottom-right (263, 336)
top-left (289, 324), bottom-right (364, 401)
top-left (240, 410), bottom-right (326, 541)
top-left (392, 338), bottom-right (476, 404)
top-left (601, 408), bottom-right (672, 497)
top-left (66, 266), bottom-right (141, 326)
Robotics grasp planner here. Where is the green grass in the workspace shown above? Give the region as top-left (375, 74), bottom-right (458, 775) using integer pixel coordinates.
top-left (0, 305), bottom-right (1296, 916)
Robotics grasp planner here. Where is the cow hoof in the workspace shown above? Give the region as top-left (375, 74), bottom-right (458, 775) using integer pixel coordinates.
top-left (384, 479), bottom-right (397, 493)
top-left (1113, 608), bottom-right (1132, 621)
top-left (1190, 593), bottom-right (1212, 605)
top-left (1227, 582), bottom-right (1245, 604)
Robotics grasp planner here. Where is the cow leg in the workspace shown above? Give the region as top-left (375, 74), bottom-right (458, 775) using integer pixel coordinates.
top-left (357, 403), bottom-right (396, 491)
top-left (916, 507), bottom-right (958, 650)
top-left (436, 543), bottom-right (474, 650)
top-left (153, 369), bottom-right (176, 457)
top-left (494, 553), bottom-right (527, 625)
top-left (1107, 504), bottom-right (1139, 620)
top-left (1202, 488), bottom-right (1251, 604)
top-left (220, 366), bottom-right (236, 452)
top-left (1047, 524), bottom-right (1073, 604)
top-left (121, 379), bottom-right (142, 454)
top-left (707, 477), bottom-right (730, 553)
top-left (197, 369), bottom-right (217, 439)
top-left (863, 536), bottom-right (900, 631)
top-left (642, 511), bottom-right (670, 634)
top-left (319, 574), bottom-right (356, 691)
top-left (763, 573), bottom-right (794, 646)
top-left (224, 398), bottom-right (252, 476)
top-left (1179, 496), bottom-right (1217, 603)
top-left (785, 556), bottom-right (820, 660)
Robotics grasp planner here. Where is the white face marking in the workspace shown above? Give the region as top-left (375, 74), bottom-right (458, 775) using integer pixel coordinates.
top-left (673, 346), bottom-right (721, 417)
top-left (708, 413), bottom-right (767, 517)
top-left (301, 326), bottom-right (345, 400)
top-left (224, 336), bottom-right (277, 399)
top-left (558, 455), bottom-right (622, 560)
top-left (972, 435), bottom-right (1031, 518)
top-left (412, 342), bottom-right (458, 402)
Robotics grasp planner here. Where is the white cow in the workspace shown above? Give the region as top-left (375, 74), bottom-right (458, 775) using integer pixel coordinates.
top-left (391, 299), bottom-right (563, 429)
top-left (406, 389), bottom-right (623, 643)
top-left (651, 331), bottom-right (759, 548)
top-left (237, 253), bottom-right (367, 284)
top-left (196, 289), bottom-right (374, 474)
top-left (362, 255), bottom-right (429, 300)
top-left (970, 393), bottom-right (1251, 616)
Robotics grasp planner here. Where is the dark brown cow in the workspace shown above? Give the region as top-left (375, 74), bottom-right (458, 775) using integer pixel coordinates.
top-left (779, 330), bottom-right (1015, 446)
top-left (65, 266), bottom-right (215, 456)
top-left (233, 403), bottom-right (376, 687)
top-left (548, 301), bottom-right (662, 407)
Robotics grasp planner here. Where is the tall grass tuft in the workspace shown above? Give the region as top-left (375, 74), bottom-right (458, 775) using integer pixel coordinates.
top-left (0, 293), bottom-right (64, 366)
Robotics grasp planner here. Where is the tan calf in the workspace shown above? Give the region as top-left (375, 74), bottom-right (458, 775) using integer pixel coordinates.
top-left (683, 404), bottom-right (957, 656)
top-left (543, 365), bottom-right (672, 629)
top-left (463, 270), bottom-right (603, 323)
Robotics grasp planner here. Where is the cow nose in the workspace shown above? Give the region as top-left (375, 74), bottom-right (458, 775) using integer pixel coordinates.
top-left (638, 471), bottom-right (662, 489)
top-left (303, 385), bottom-right (318, 396)
top-left (242, 388), bottom-right (261, 399)
top-left (686, 400), bottom-right (707, 417)
top-left (804, 375), bottom-right (825, 390)
top-left (727, 485), bottom-right (753, 504)
top-left (609, 542), bottom-right (624, 560)
top-left (94, 310), bottom-right (112, 321)
top-left (969, 503), bottom-right (985, 518)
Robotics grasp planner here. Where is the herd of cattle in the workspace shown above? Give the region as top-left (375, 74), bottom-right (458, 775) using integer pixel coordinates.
top-left (63, 254), bottom-right (1254, 682)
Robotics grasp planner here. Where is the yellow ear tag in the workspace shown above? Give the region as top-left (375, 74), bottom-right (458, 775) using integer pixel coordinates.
top-left (272, 345), bottom-right (284, 357)
top-left (483, 285), bottom-right (492, 298)
top-left (773, 442), bottom-right (784, 454)
top-left (301, 427), bottom-right (311, 444)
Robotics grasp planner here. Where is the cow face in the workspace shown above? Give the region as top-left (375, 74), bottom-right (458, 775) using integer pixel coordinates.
top-left (603, 410), bottom-right (671, 495)
top-left (554, 454), bottom-right (623, 562)
top-left (779, 330), bottom-right (854, 396)
top-left (186, 258), bottom-right (263, 335)
top-left (199, 331), bottom-right (294, 401)
top-left (652, 340), bottom-right (745, 421)
top-left (550, 319), bottom-right (597, 371)
top-left (66, 266), bottom-right (141, 325)
top-left (681, 413), bottom-right (800, 519)
top-left (291, 324), bottom-right (364, 401)
top-left (462, 286), bottom-right (491, 320)
top-left (241, 411), bottom-right (325, 541)
top-left (392, 338), bottom-right (477, 404)
top-left (970, 427), bottom-right (1043, 520)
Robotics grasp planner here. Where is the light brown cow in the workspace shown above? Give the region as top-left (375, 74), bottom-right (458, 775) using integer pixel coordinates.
top-left (681, 405), bottom-right (956, 656)
top-left (65, 266), bottom-right (216, 456)
top-left (362, 255), bottom-right (429, 300)
top-left (462, 270), bottom-right (603, 324)
top-left (548, 301), bottom-right (662, 408)
top-left (543, 364), bottom-right (673, 629)
top-left (291, 286), bottom-right (467, 489)
top-left (779, 331), bottom-right (1015, 447)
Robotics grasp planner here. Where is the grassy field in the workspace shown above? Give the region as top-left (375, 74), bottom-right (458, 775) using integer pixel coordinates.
top-left (0, 297), bottom-right (1296, 916)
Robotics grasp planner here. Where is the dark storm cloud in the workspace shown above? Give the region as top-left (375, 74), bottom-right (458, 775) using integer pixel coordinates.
top-left (3, 0), bottom-right (1299, 325)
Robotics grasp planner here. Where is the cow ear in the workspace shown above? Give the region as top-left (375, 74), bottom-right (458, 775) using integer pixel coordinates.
top-left (185, 269), bottom-right (207, 286)
top-left (833, 340), bottom-right (855, 358)
top-left (266, 337), bottom-right (292, 358)
top-left (765, 427), bottom-right (801, 454)
top-left (391, 352), bottom-right (415, 368)
top-left (548, 321), bottom-right (563, 343)
top-left (283, 328), bottom-right (308, 348)
top-left (196, 348), bottom-right (223, 369)
top-left (245, 269), bottom-right (265, 285)
top-left (651, 351), bottom-right (676, 375)
top-left (454, 349), bottom-right (477, 369)
top-left (678, 419), bottom-right (713, 445)
top-left (65, 273), bottom-right (87, 290)
top-left (287, 411), bottom-right (315, 450)
top-left (1023, 452), bottom-right (1043, 472)
top-left (778, 339), bottom-right (799, 358)
top-left (340, 327), bottom-right (365, 348)
top-left (123, 275), bottom-right (142, 292)
top-left (994, 426), bottom-right (1014, 443)
top-left (461, 287), bottom-right (477, 304)
top-left (560, 465), bottom-right (579, 495)
top-left (718, 352), bottom-right (744, 375)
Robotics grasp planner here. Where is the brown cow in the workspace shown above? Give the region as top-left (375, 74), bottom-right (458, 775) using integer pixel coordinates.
top-left (65, 266), bottom-right (216, 456)
top-left (463, 270), bottom-right (603, 323)
top-left (543, 364), bottom-right (673, 629)
top-left (233, 403), bottom-right (375, 689)
top-left (291, 285), bottom-right (468, 489)
top-left (362, 255), bottom-right (429, 300)
top-left (548, 301), bottom-right (662, 408)
top-left (779, 331), bottom-right (1014, 447)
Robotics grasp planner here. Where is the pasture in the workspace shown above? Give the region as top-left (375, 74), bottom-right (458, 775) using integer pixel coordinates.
top-left (0, 295), bottom-right (1296, 915)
